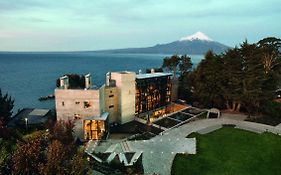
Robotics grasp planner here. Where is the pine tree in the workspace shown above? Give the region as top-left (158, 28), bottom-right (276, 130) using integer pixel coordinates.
top-left (189, 50), bottom-right (224, 107)
top-left (221, 47), bottom-right (243, 111)
top-left (0, 89), bottom-right (14, 126)
top-left (239, 41), bottom-right (265, 116)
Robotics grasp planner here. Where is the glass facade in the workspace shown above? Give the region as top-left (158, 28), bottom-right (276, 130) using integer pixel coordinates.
top-left (84, 120), bottom-right (107, 140)
top-left (135, 75), bottom-right (172, 120)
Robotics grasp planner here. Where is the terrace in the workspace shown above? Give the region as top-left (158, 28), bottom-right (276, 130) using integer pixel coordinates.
top-left (152, 107), bottom-right (207, 132)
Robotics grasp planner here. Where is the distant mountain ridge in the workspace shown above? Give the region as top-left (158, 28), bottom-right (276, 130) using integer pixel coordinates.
top-left (96, 32), bottom-right (230, 55)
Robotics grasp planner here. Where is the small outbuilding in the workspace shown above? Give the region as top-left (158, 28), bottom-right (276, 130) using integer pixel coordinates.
top-left (207, 108), bottom-right (221, 119)
top-left (8, 108), bottom-right (52, 130)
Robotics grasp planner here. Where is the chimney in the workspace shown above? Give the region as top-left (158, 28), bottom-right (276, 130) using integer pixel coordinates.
top-left (106, 72), bottom-right (111, 86)
top-left (138, 69), bottom-right (142, 74)
top-left (60, 76), bottom-right (69, 89)
top-left (85, 73), bottom-right (92, 89)
top-left (151, 68), bottom-right (155, 74)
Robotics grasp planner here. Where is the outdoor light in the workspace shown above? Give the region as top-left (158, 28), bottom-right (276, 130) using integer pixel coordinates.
top-left (24, 118), bottom-right (28, 131)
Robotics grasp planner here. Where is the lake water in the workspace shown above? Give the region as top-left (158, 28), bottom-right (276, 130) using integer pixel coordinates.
top-left (0, 52), bottom-right (203, 113)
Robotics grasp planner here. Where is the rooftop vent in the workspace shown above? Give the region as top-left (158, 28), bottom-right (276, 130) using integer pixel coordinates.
top-left (85, 73), bottom-right (92, 89)
top-left (60, 76), bottom-right (69, 89)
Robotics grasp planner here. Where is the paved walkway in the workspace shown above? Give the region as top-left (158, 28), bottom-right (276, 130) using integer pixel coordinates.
top-left (90, 113), bottom-right (281, 175)
top-left (147, 116), bottom-right (281, 175)
top-left (129, 137), bottom-right (196, 175)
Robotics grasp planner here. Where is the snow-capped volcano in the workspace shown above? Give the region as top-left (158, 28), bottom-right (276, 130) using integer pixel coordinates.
top-left (95, 31), bottom-right (229, 55)
top-left (179, 31), bottom-right (213, 41)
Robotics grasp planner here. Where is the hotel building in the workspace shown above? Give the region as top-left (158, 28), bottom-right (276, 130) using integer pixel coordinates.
top-left (55, 70), bottom-right (177, 140)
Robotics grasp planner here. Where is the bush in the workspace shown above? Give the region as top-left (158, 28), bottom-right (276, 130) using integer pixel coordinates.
top-left (262, 101), bottom-right (281, 118)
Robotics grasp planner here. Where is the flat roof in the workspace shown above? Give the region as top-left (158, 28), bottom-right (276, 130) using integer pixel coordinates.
top-left (84, 112), bottom-right (109, 121)
top-left (29, 109), bottom-right (49, 116)
top-left (136, 72), bottom-right (172, 79)
top-left (8, 108), bottom-right (50, 127)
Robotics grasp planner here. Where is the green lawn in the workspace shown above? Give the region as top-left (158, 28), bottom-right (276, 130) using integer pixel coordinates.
top-left (172, 127), bottom-right (281, 175)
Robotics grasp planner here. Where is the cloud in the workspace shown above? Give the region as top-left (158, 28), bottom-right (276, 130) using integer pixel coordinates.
top-left (0, 0), bottom-right (280, 51)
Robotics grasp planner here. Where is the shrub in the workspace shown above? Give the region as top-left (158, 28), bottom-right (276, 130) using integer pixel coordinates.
top-left (261, 101), bottom-right (281, 118)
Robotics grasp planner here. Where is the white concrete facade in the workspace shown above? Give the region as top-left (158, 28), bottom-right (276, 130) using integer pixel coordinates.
top-left (111, 72), bottom-right (136, 124)
top-left (55, 88), bottom-right (101, 121)
top-left (100, 85), bottom-right (118, 124)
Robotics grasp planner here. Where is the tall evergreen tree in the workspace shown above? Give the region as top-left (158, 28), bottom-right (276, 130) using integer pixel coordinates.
top-left (178, 55), bottom-right (193, 101)
top-left (0, 89), bottom-right (14, 126)
top-left (239, 41), bottom-right (265, 116)
top-left (221, 47), bottom-right (243, 111)
top-left (189, 50), bottom-right (224, 107)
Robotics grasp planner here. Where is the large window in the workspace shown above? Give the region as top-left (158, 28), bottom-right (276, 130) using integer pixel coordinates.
top-left (84, 120), bottom-right (106, 140)
top-left (135, 76), bottom-right (171, 115)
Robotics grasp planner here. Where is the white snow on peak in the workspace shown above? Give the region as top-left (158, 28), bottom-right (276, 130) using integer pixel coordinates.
top-left (179, 31), bottom-right (213, 41)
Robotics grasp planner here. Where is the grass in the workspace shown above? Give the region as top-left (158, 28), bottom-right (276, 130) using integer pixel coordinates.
top-left (172, 127), bottom-right (281, 175)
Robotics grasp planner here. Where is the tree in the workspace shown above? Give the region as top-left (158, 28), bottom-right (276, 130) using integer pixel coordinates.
top-left (221, 47), bottom-right (243, 111)
top-left (11, 120), bottom-right (89, 175)
top-left (12, 135), bottom-right (46, 175)
top-left (189, 50), bottom-right (224, 107)
top-left (0, 118), bottom-right (12, 139)
top-left (43, 140), bottom-right (68, 175)
top-left (177, 55), bottom-right (193, 101)
top-left (258, 37), bottom-right (281, 102)
top-left (239, 41), bottom-right (265, 117)
top-left (0, 140), bottom-right (13, 174)
top-left (48, 119), bottom-right (75, 145)
top-left (56, 74), bottom-right (86, 89)
top-left (257, 37), bottom-right (281, 74)
top-left (0, 89), bottom-right (14, 126)
top-left (162, 55), bottom-right (181, 77)
top-left (178, 55), bottom-right (193, 76)
top-left (68, 148), bottom-right (88, 175)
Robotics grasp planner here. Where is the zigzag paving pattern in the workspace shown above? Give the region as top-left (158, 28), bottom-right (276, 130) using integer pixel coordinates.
top-left (87, 115), bottom-right (281, 175)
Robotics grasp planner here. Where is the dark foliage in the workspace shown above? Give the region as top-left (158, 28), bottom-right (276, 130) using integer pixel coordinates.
top-left (0, 88), bottom-right (14, 126)
top-left (176, 37), bottom-right (281, 116)
top-left (56, 74), bottom-right (86, 89)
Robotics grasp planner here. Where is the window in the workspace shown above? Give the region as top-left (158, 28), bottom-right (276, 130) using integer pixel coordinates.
top-left (109, 94), bottom-right (114, 98)
top-left (84, 101), bottom-right (91, 108)
top-left (75, 101), bottom-right (80, 105)
top-left (62, 101), bottom-right (65, 106)
top-left (109, 105), bottom-right (114, 108)
top-left (74, 114), bottom-right (81, 120)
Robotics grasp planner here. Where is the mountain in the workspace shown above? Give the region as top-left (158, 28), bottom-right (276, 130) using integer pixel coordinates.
top-left (96, 32), bottom-right (230, 55)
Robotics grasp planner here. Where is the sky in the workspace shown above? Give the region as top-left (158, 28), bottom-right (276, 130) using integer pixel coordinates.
top-left (0, 0), bottom-right (280, 51)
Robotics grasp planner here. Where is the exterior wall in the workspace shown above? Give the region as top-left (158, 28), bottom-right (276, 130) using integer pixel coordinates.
top-left (55, 88), bottom-right (101, 139)
top-left (55, 89), bottom-right (101, 120)
top-left (111, 72), bottom-right (136, 124)
top-left (171, 77), bottom-right (178, 101)
top-left (100, 85), bottom-right (118, 123)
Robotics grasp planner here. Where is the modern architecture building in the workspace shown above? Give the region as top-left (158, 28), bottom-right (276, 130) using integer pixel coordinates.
top-left (55, 70), bottom-right (176, 140)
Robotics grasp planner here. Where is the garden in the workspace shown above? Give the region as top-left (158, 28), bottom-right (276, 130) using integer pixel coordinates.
top-left (172, 127), bottom-right (281, 175)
